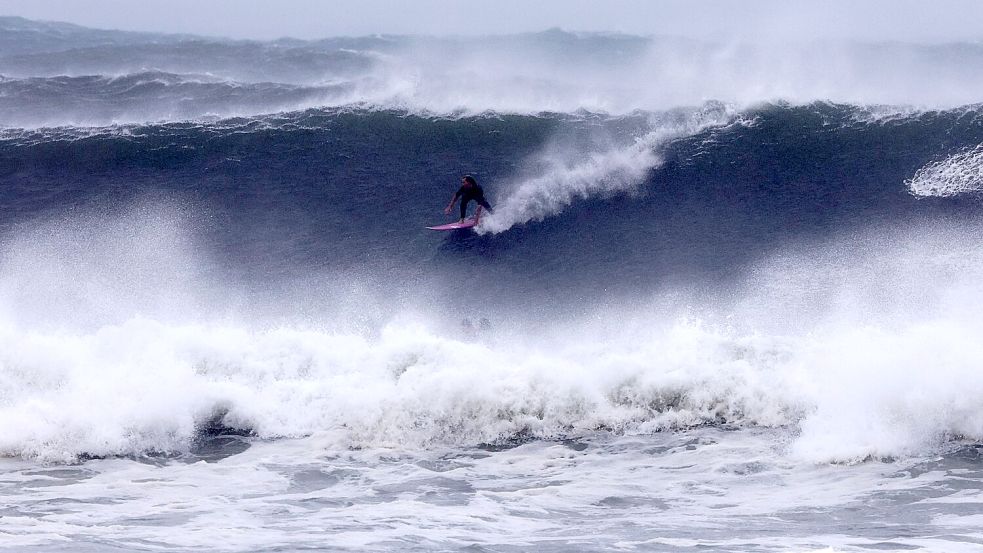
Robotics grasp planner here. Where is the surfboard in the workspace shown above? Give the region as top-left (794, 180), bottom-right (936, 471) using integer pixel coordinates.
top-left (426, 218), bottom-right (478, 231)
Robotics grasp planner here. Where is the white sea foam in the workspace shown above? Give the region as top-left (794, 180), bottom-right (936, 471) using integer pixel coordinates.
top-left (2, 213), bottom-right (983, 464)
top-left (4, 430), bottom-right (973, 552)
top-left (4, 306), bottom-right (981, 464)
top-left (0, 313), bottom-right (786, 462)
top-left (907, 144), bottom-right (983, 197)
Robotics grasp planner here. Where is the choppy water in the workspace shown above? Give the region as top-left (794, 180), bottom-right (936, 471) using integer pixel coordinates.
top-left (5, 433), bottom-right (983, 552)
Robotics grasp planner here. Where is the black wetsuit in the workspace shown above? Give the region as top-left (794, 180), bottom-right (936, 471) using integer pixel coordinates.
top-left (455, 184), bottom-right (493, 219)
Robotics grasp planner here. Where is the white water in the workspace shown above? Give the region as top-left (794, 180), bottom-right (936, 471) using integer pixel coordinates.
top-left (6, 430), bottom-right (983, 552)
top-left (908, 143), bottom-right (983, 198)
top-left (2, 212), bottom-right (983, 464)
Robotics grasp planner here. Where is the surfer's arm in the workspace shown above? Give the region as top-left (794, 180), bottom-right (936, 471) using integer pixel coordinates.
top-left (444, 191), bottom-right (460, 214)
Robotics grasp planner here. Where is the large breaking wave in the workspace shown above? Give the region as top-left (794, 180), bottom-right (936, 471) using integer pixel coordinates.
top-left (2, 17), bottom-right (983, 464)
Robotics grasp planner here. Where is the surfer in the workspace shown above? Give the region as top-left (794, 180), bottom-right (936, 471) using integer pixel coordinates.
top-left (445, 175), bottom-right (493, 223)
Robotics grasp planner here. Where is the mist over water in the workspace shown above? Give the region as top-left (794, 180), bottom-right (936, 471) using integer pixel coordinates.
top-left (3, 15), bottom-right (983, 553)
top-left (3, 18), bottom-right (983, 127)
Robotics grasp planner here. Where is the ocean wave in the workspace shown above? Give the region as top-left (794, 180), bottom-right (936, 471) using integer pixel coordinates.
top-left (0, 72), bottom-right (358, 128)
top-left (1, 200), bottom-right (982, 464)
top-left (2, 297), bottom-right (982, 465)
top-left (0, 97), bottom-right (982, 466)
top-left (0, 316), bottom-right (802, 462)
top-left (0, 102), bottom-right (981, 278)
top-left (4, 20), bottom-right (983, 125)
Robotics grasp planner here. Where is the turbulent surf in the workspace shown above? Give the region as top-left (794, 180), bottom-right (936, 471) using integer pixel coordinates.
top-left (2, 16), bottom-right (983, 553)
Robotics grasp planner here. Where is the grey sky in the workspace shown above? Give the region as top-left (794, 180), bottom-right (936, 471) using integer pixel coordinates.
top-left (1, 0), bottom-right (981, 42)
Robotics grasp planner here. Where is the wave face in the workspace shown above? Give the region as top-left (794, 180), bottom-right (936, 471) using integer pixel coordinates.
top-left (3, 103), bottom-right (980, 296)
top-left (2, 18), bottom-right (983, 464)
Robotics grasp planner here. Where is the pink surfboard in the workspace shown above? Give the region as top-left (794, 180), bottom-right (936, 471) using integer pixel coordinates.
top-left (426, 218), bottom-right (479, 231)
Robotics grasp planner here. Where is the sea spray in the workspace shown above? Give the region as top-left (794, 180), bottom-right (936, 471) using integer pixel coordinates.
top-left (480, 102), bottom-right (744, 232)
top-left (6, 221), bottom-right (983, 463)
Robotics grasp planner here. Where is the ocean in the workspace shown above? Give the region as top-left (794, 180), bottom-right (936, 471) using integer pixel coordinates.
top-left (2, 16), bottom-right (983, 552)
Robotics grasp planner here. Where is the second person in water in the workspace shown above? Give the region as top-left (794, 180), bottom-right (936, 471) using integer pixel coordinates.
top-left (445, 175), bottom-right (493, 223)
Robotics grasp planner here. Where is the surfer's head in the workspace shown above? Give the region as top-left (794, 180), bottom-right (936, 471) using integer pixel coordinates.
top-left (462, 175), bottom-right (477, 186)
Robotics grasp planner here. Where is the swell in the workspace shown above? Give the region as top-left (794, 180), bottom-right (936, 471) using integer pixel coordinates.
top-left (5, 19), bottom-right (983, 125)
top-left (0, 72), bottom-right (356, 128)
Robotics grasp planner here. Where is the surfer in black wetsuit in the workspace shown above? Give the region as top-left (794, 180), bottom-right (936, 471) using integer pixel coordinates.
top-left (445, 175), bottom-right (493, 223)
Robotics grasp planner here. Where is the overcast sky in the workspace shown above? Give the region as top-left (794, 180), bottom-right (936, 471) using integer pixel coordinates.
top-left (1, 0), bottom-right (981, 42)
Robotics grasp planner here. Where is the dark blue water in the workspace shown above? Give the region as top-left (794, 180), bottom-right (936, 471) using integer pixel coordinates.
top-left (2, 104), bottom-right (982, 304)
